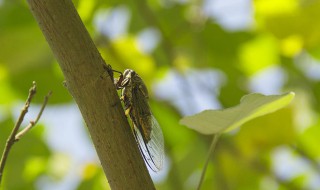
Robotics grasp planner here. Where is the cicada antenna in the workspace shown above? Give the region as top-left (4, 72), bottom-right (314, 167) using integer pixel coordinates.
top-left (113, 69), bottom-right (124, 90)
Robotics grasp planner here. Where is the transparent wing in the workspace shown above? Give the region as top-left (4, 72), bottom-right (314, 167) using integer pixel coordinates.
top-left (132, 115), bottom-right (164, 172)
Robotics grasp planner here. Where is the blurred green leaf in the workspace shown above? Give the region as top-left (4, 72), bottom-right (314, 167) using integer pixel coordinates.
top-left (0, 66), bottom-right (18, 105)
top-left (23, 156), bottom-right (47, 181)
top-left (234, 107), bottom-right (296, 158)
top-left (298, 123), bottom-right (320, 158)
top-left (100, 36), bottom-right (156, 84)
top-left (213, 147), bottom-right (262, 190)
top-left (47, 153), bottom-right (71, 180)
top-left (0, 123), bottom-right (51, 190)
top-left (180, 92), bottom-right (295, 134)
top-left (77, 164), bottom-right (110, 190)
top-left (255, 0), bottom-right (320, 55)
top-left (239, 34), bottom-right (279, 75)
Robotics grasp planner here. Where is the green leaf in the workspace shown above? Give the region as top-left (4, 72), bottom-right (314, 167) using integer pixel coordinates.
top-left (239, 34), bottom-right (279, 75)
top-left (180, 92), bottom-right (295, 134)
top-left (23, 156), bottom-right (47, 181)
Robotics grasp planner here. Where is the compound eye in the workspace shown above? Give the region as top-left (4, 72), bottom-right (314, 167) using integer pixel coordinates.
top-left (123, 69), bottom-right (131, 77)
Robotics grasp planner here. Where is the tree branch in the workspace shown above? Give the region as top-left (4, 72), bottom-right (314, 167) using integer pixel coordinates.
top-left (25, 0), bottom-right (155, 189)
top-left (0, 82), bottom-right (50, 185)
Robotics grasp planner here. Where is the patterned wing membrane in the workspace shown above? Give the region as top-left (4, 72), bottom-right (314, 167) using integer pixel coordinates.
top-left (132, 115), bottom-right (164, 172)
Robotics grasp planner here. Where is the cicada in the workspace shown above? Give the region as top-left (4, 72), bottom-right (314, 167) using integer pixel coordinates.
top-left (114, 69), bottom-right (164, 172)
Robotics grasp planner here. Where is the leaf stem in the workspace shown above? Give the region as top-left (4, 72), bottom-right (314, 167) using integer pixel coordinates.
top-left (197, 133), bottom-right (221, 190)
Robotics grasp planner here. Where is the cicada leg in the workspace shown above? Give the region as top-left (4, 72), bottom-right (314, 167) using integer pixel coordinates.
top-left (125, 106), bottom-right (131, 116)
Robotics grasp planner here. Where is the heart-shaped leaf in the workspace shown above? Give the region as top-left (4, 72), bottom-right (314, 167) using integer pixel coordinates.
top-left (180, 92), bottom-right (295, 134)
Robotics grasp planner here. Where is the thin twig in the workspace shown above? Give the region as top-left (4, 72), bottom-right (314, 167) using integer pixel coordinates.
top-left (291, 145), bottom-right (320, 174)
top-left (0, 82), bottom-right (51, 185)
top-left (135, 0), bottom-right (175, 64)
top-left (15, 91), bottom-right (52, 140)
top-left (197, 133), bottom-right (221, 190)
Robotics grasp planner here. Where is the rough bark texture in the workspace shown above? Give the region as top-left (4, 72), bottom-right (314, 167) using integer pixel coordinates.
top-left (26, 0), bottom-right (155, 189)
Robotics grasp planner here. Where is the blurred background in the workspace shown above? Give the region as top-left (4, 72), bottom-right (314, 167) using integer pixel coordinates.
top-left (1, 0), bottom-right (320, 189)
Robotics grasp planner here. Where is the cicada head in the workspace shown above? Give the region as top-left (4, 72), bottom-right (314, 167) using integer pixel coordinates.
top-left (116, 69), bottom-right (136, 89)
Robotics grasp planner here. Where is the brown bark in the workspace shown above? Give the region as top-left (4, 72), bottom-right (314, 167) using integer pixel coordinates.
top-left (25, 0), bottom-right (155, 189)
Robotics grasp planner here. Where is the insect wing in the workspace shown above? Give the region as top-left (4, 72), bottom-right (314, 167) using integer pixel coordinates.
top-left (132, 115), bottom-right (164, 172)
